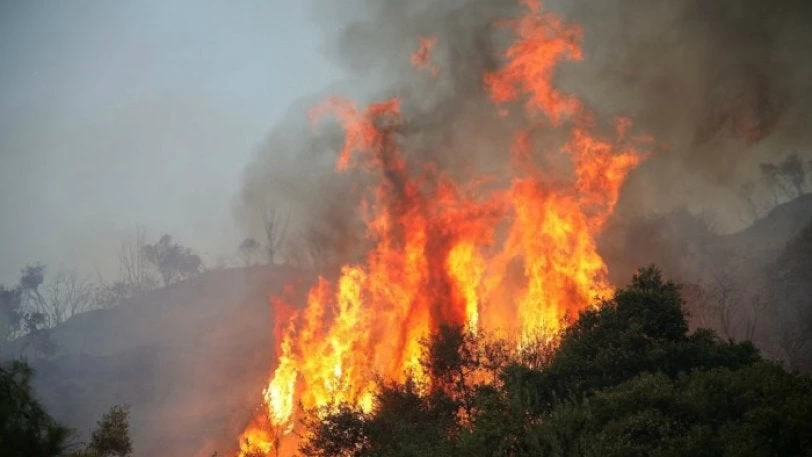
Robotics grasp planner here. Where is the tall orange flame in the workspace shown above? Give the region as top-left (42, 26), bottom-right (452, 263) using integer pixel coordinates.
top-left (237, 2), bottom-right (648, 455)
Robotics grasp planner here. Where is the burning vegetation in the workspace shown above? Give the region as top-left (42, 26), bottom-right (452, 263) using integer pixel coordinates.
top-left (4, 1), bottom-right (812, 457)
top-left (237, 2), bottom-right (651, 454)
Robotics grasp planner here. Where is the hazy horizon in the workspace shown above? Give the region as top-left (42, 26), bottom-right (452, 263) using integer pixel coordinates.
top-left (0, 0), bottom-right (341, 284)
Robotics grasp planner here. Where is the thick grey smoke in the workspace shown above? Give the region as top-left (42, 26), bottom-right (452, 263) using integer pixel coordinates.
top-left (19, 2), bottom-right (809, 455)
top-left (239, 0), bottom-right (812, 256)
top-left (555, 0), bottom-right (812, 224)
top-left (235, 0), bottom-right (812, 372)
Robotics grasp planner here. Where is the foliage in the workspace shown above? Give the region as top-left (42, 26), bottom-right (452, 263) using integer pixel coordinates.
top-left (142, 234), bottom-right (202, 286)
top-left (0, 360), bottom-right (72, 457)
top-left (535, 363), bottom-right (812, 457)
top-left (71, 405), bottom-right (133, 457)
top-left (1, 266), bottom-right (57, 355)
top-left (19, 265), bottom-right (96, 329)
top-left (299, 266), bottom-right (812, 457)
top-left (520, 267), bottom-right (758, 412)
top-left (2, 230), bottom-right (204, 351)
top-left (0, 359), bottom-right (134, 457)
top-left (300, 405), bottom-right (371, 457)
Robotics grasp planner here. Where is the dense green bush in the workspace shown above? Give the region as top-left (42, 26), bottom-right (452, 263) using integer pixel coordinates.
top-left (301, 267), bottom-right (812, 457)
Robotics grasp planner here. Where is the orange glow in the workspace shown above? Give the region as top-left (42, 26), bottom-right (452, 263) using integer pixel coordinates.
top-left (410, 35), bottom-right (440, 76)
top-left (485, 0), bottom-right (583, 125)
top-left (447, 241), bottom-right (485, 333)
top-left (236, 2), bottom-right (650, 456)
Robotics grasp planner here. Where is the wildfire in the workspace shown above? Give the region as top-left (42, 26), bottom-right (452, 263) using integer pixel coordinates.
top-left (410, 35), bottom-right (440, 76)
top-left (237, 2), bottom-right (648, 455)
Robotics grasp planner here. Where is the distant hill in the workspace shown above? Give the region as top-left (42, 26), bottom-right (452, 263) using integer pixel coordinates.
top-left (719, 192), bottom-right (812, 259)
top-left (601, 193), bottom-right (812, 286)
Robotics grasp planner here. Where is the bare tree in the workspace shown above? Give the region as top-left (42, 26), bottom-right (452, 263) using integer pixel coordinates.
top-left (89, 227), bottom-right (158, 307)
top-left (261, 204), bottom-right (290, 265)
top-left (741, 288), bottom-right (770, 342)
top-left (15, 265), bottom-right (97, 328)
top-left (117, 227), bottom-right (156, 296)
top-left (680, 282), bottom-right (713, 330)
top-left (702, 270), bottom-right (743, 340)
top-left (238, 238), bottom-right (261, 267)
top-left (768, 220), bottom-right (812, 370)
top-left (42, 272), bottom-right (94, 326)
top-left (775, 317), bottom-right (812, 371)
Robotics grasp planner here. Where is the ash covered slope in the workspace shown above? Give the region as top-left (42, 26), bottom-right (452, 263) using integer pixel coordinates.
top-left (4, 265), bottom-right (304, 457)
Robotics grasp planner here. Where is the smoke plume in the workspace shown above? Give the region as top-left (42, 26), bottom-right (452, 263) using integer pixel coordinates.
top-left (239, 0), bottom-right (812, 260)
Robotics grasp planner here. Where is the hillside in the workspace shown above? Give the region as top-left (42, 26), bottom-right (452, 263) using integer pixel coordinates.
top-left (5, 196), bottom-right (811, 457)
top-left (720, 193), bottom-right (812, 258)
top-left (3, 265), bottom-right (306, 457)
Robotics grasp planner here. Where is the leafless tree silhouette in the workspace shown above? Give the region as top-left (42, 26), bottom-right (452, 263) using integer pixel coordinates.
top-left (261, 204), bottom-right (290, 265)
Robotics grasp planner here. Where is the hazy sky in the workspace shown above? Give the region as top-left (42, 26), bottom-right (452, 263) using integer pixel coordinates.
top-left (0, 1), bottom-right (340, 283)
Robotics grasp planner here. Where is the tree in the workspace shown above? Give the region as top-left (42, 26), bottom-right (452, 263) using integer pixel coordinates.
top-left (534, 364), bottom-right (812, 457)
top-left (1, 360), bottom-right (134, 457)
top-left (10, 265), bottom-right (96, 330)
top-left (239, 238), bottom-right (261, 267)
top-left (0, 285), bottom-right (23, 346)
top-left (701, 269), bottom-right (744, 340)
top-left (520, 267), bottom-right (754, 410)
top-left (261, 205), bottom-right (290, 265)
top-left (114, 227), bottom-right (157, 299)
top-left (300, 267), bottom-right (812, 457)
top-left (80, 405), bottom-right (133, 457)
top-left (769, 221), bottom-right (812, 370)
top-left (421, 325), bottom-right (478, 395)
top-left (42, 272), bottom-right (94, 327)
top-left (142, 234), bottom-right (202, 287)
top-left (0, 360), bottom-right (72, 457)
top-left (4, 265), bottom-right (58, 356)
top-left (300, 405), bottom-right (371, 457)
